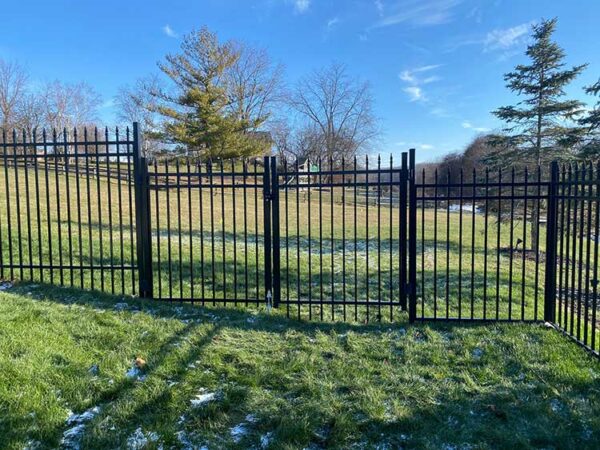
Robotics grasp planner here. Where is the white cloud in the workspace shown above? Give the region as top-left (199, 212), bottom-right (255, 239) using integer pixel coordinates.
top-left (403, 86), bottom-right (425, 102)
top-left (374, 0), bottom-right (463, 28)
top-left (462, 121), bottom-right (490, 132)
top-left (396, 141), bottom-right (434, 150)
top-left (399, 64), bottom-right (442, 102)
top-left (430, 107), bottom-right (450, 117)
top-left (326, 17), bottom-right (340, 30)
top-left (399, 64), bottom-right (442, 84)
top-left (162, 24), bottom-right (178, 38)
top-left (101, 99), bottom-right (115, 109)
top-left (374, 0), bottom-right (384, 16)
top-left (446, 21), bottom-right (533, 58)
top-left (293, 0), bottom-right (310, 14)
top-left (484, 23), bottom-right (531, 52)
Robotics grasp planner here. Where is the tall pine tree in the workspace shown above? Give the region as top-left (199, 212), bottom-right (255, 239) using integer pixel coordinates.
top-left (490, 18), bottom-right (586, 253)
top-left (491, 18), bottom-right (586, 166)
top-left (578, 79), bottom-right (600, 159)
top-left (151, 28), bottom-right (270, 159)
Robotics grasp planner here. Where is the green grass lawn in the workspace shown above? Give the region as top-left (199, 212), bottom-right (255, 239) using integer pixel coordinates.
top-left (0, 282), bottom-right (599, 449)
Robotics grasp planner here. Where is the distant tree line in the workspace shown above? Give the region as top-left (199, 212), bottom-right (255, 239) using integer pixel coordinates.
top-left (0, 60), bottom-right (101, 137)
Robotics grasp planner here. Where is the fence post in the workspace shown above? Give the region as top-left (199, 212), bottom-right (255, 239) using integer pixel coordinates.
top-left (270, 156), bottom-right (281, 308)
top-left (408, 148), bottom-right (417, 323)
top-left (399, 152), bottom-right (408, 310)
top-left (544, 161), bottom-right (559, 323)
top-left (132, 123), bottom-right (153, 298)
top-left (263, 157), bottom-right (273, 308)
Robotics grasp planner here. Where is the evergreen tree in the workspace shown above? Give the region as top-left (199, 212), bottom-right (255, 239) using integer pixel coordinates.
top-left (490, 18), bottom-right (587, 252)
top-left (578, 79), bottom-right (600, 159)
top-left (491, 18), bottom-right (587, 167)
top-left (151, 28), bottom-right (270, 159)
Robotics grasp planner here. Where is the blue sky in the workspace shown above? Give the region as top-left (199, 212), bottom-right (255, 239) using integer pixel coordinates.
top-left (2, 0), bottom-right (599, 162)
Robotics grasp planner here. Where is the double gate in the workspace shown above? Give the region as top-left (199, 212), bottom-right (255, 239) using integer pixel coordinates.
top-left (0, 123), bottom-right (598, 357)
top-left (145, 151), bottom-right (415, 323)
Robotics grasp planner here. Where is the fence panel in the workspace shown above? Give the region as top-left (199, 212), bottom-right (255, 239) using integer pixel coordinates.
top-left (275, 154), bottom-right (409, 322)
top-left (414, 166), bottom-right (550, 322)
top-left (554, 163), bottom-right (600, 356)
top-left (147, 157), bottom-right (267, 306)
top-left (0, 127), bottom-right (138, 295)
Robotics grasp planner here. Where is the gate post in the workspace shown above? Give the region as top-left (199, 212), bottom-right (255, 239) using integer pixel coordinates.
top-left (399, 153), bottom-right (408, 310)
top-left (408, 148), bottom-right (417, 323)
top-left (544, 161), bottom-right (559, 322)
top-left (263, 157), bottom-right (273, 307)
top-left (132, 123), bottom-right (153, 298)
top-left (270, 156), bottom-right (281, 308)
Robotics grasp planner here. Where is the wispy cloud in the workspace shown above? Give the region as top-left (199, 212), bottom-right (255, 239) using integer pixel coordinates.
top-left (374, 0), bottom-right (463, 28)
top-left (403, 86), bottom-right (425, 102)
top-left (483, 23), bottom-right (531, 52)
top-left (162, 24), bottom-right (178, 38)
top-left (399, 64), bottom-right (442, 102)
top-left (462, 121), bottom-right (490, 132)
top-left (446, 21), bottom-right (533, 58)
top-left (326, 17), bottom-right (340, 30)
top-left (396, 141), bottom-right (434, 150)
top-left (374, 0), bottom-right (384, 17)
top-left (293, 0), bottom-right (310, 14)
top-left (101, 99), bottom-right (115, 109)
top-left (399, 64), bottom-right (442, 84)
top-left (430, 107), bottom-right (451, 118)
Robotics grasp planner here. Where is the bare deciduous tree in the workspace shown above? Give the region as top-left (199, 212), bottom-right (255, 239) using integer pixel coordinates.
top-left (289, 63), bottom-right (379, 164)
top-left (226, 44), bottom-right (285, 131)
top-left (42, 80), bottom-right (101, 131)
top-left (17, 93), bottom-right (45, 132)
top-left (0, 59), bottom-right (28, 131)
top-left (115, 75), bottom-right (163, 155)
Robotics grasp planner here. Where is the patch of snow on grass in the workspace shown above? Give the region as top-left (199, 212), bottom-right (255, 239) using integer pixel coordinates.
top-left (260, 432), bottom-right (273, 449)
top-left (61, 406), bottom-right (101, 449)
top-left (126, 427), bottom-right (159, 449)
top-left (230, 423), bottom-right (248, 442)
top-left (190, 389), bottom-right (216, 408)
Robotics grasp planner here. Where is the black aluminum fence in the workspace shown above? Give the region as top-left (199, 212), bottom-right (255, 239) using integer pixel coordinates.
top-left (554, 163), bottom-right (600, 355)
top-left (0, 123), bottom-right (598, 358)
top-left (0, 126), bottom-right (141, 295)
top-left (275, 156), bottom-right (408, 322)
top-left (415, 166), bottom-right (551, 322)
top-left (147, 158), bottom-right (266, 306)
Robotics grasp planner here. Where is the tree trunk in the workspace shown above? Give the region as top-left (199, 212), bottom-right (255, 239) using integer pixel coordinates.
top-left (531, 70), bottom-right (544, 254)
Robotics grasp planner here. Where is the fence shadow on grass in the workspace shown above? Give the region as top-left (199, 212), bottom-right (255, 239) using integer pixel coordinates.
top-left (7, 281), bottom-right (599, 447)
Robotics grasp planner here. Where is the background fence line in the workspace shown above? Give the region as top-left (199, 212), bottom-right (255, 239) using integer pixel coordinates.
top-left (0, 123), bottom-right (597, 358)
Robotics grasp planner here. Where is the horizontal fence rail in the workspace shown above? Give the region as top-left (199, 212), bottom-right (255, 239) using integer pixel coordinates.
top-left (0, 122), bottom-right (597, 358)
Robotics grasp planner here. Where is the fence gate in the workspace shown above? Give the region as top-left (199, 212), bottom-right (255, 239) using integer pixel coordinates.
top-left (270, 153), bottom-right (412, 322)
top-left (143, 153), bottom-right (412, 321)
